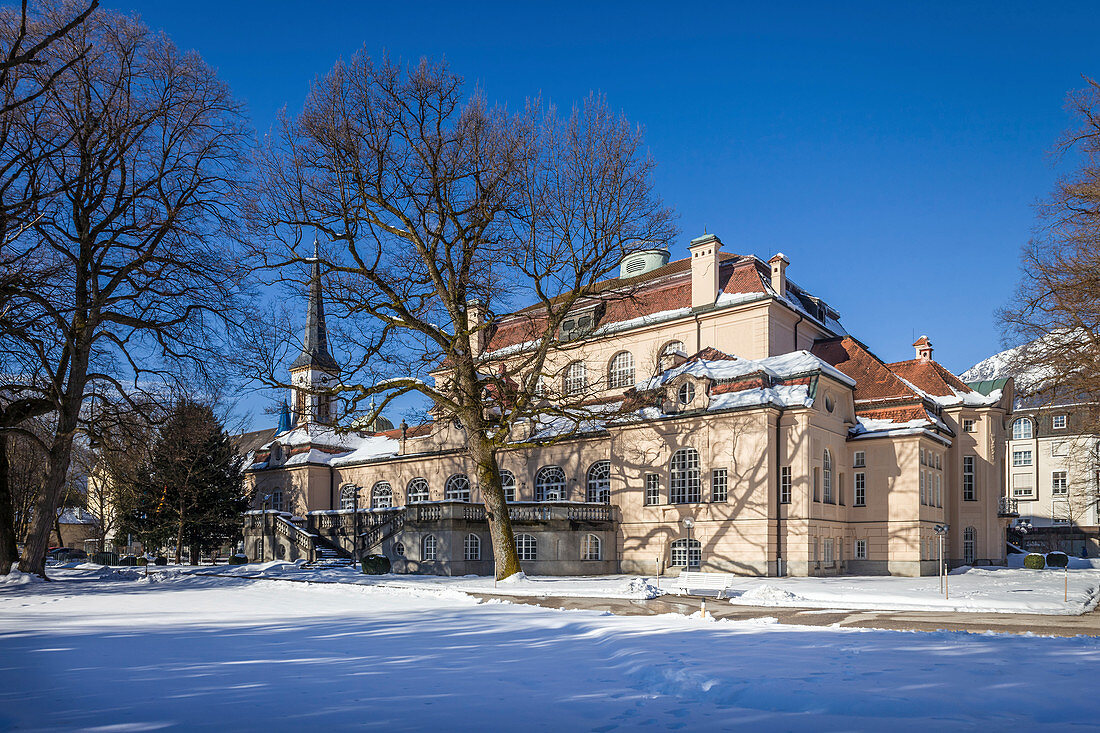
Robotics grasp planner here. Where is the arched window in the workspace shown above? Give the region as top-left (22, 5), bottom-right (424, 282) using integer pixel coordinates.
top-left (963, 526), bottom-right (976, 565)
top-left (422, 534), bottom-right (437, 561)
top-left (339, 485), bottom-right (358, 511)
top-left (563, 361), bottom-right (587, 395)
top-left (371, 481), bottom-right (393, 509)
top-left (407, 477), bottom-right (430, 503)
top-left (515, 533), bottom-right (537, 561)
top-left (823, 450), bottom-right (833, 503)
top-left (270, 490), bottom-right (284, 513)
top-left (670, 538), bottom-right (701, 568)
top-left (535, 466), bottom-right (567, 502)
top-left (464, 534), bottom-right (481, 561)
top-left (586, 461), bottom-right (611, 503)
top-left (500, 470), bottom-right (516, 502)
top-left (670, 449), bottom-right (700, 503)
top-left (608, 351), bottom-right (635, 389)
top-left (445, 474), bottom-right (471, 501)
top-left (582, 534), bottom-right (602, 561)
top-left (1012, 418), bottom-right (1033, 440)
top-left (660, 340), bottom-right (686, 370)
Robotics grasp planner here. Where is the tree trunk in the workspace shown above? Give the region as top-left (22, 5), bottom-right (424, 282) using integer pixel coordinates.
top-left (175, 510), bottom-right (184, 565)
top-left (0, 433), bottom-right (17, 575)
top-left (20, 396), bottom-right (83, 577)
top-left (469, 435), bottom-right (521, 580)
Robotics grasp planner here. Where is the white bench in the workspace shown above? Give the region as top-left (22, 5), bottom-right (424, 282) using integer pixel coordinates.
top-left (667, 571), bottom-right (737, 598)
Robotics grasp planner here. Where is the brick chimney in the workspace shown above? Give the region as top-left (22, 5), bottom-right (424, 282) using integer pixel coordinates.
top-left (913, 335), bottom-right (933, 361)
top-left (688, 234), bottom-right (722, 308)
top-left (768, 252), bottom-right (789, 298)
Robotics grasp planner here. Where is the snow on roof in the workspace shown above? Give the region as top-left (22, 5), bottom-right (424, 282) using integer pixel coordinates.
top-left (56, 508), bottom-right (97, 525)
top-left (638, 349), bottom-right (855, 392)
top-left (850, 415), bottom-right (952, 445)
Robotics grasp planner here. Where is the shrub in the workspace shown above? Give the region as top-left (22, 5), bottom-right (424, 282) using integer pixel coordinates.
top-left (154, 556), bottom-right (168, 566)
top-left (361, 554), bottom-right (391, 575)
top-left (1046, 552), bottom-right (1069, 568)
top-left (228, 554), bottom-right (248, 565)
top-left (1024, 553), bottom-right (1046, 570)
top-left (136, 557), bottom-right (148, 566)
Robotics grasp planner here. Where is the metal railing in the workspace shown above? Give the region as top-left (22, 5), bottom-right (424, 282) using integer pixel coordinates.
top-left (998, 496), bottom-right (1019, 516)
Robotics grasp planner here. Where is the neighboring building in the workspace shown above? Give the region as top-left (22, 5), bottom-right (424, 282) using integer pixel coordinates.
top-left (243, 234), bottom-right (1016, 576)
top-left (963, 350), bottom-right (1100, 556)
top-left (51, 507), bottom-right (100, 551)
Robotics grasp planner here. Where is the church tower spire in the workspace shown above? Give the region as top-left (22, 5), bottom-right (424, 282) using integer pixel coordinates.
top-left (289, 237), bottom-right (338, 425)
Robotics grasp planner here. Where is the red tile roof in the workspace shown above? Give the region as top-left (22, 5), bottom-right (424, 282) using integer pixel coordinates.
top-left (810, 337), bottom-right (922, 403)
top-left (887, 358), bottom-right (972, 398)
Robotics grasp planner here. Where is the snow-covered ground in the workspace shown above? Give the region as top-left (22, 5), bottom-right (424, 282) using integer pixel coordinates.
top-left (202, 560), bottom-right (665, 598)
top-left (723, 566), bottom-right (1100, 615)
top-left (3, 569), bottom-right (1100, 731)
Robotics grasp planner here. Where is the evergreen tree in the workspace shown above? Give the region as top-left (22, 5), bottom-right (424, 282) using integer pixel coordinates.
top-left (115, 401), bottom-right (249, 563)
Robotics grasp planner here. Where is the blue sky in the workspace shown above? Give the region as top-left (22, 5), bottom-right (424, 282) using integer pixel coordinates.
top-left (101, 1), bottom-right (1098, 430)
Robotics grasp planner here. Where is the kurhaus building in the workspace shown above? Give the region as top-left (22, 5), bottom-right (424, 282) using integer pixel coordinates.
top-left (241, 234), bottom-right (1017, 577)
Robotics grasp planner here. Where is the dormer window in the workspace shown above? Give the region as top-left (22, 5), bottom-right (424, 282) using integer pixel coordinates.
top-left (559, 308), bottom-right (599, 341)
top-left (678, 383), bottom-right (695, 405)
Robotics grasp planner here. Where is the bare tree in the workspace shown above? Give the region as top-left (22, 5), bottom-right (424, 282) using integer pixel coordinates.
top-left (244, 53), bottom-right (674, 579)
top-left (0, 0), bottom-right (97, 575)
top-left (4, 4), bottom-right (249, 577)
top-left (1001, 78), bottom-right (1100, 423)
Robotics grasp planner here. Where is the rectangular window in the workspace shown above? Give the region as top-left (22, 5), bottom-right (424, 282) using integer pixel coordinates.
top-left (1012, 473), bottom-right (1034, 498)
top-left (962, 418), bottom-right (976, 433)
top-left (920, 471), bottom-right (926, 505)
top-left (1053, 414), bottom-right (1067, 430)
top-left (813, 537), bottom-right (819, 566)
top-left (854, 473), bottom-right (866, 506)
top-left (644, 474), bottom-right (660, 506)
top-left (813, 468), bottom-right (820, 502)
top-left (711, 468), bottom-right (728, 503)
top-left (1052, 471), bottom-right (1068, 496)
top-left (935, 474), bottom-right (942, 507)
top-left (920, 448), bottom-right (926, 466)
top-left (838, 472), bottom-right (845, 505)
top-left (779, 467), bottom-right (792, 504)
top-left (1012, 450), bottom-right (1033, 467)
top-left (935, 453), bottom-right (942, 470)
top-left (855, 539), bottom-right (867, 560)
top-left (854, 451), bottom-right (866, 468)
top-left (963, 456), bottom-right (976, 501)
top-left (823, 538), bottom-right (835, 567)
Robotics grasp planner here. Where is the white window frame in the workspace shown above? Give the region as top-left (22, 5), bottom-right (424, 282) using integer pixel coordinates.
top-left (445, 473), bottom-right (471, 501)
top-left (464, 533), bottom-right (481, 561)
top-left (711, 468), bottom-right (728, 503)
top-left (823, 450), bottom-right (833, 503)
top-left (515, 533), bottom-right (537, 561)
top-left (407, 477), bottom-right (430, 503)
top-left (608, 351), bottom-right (635, 389)
top-left (500, 470), bottom-right (515, 502)
top-left (582, 534), bottom-right (602, 561)
top-left (1012, 450), bottom-right (1033, 467)
top-left (422, 534), bottom-right (438, 561)
top-left (962, 418), bottom-right (975, 433)
top-left (371, 481), bottom-right (393, 509)
top-left (1052, 414), bottom-right (1067, 430)
top-left (853, 451), bottom-right (865, 468)
top-left (963, 456), bottom-right (976, 501)
top-left (963, 526), bottom-right (976, 565)
top-left (670, 538), bottom-right (701, 568)
top-left (854, 472), bottom-right (866, 506)
top-left (855, 539), bottom-right (867, 560)
top-left (1012, 418), bottom-right (1033, 440)
top-left (586, 461), bottom-right (611, 504)
top-left (339, 485), bottom-right (357, 511)
top-left (779, 466), bottom-right (792, 504)
top-left (563, 361), bottom-right (587, 395)
top-left (1052, 471), bottom-right (1068, 496)
top-left (823, 537), bottom-right (835, 567)
top-left (535, 466), bottom-right (567, 502)
top-left (271, 490), bottom-right (285, 513)
top-left (670, 448), bottom-right (701, 503)
top-left (644, 473), bottom-right (660, 506)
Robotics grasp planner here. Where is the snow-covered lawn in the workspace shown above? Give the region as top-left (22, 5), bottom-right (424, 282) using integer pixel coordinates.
top-left (723, 566), bottom-right (1100, 615)
top-left (202, 560), bottom-right (664, 598)
top-left (189, 560), bottom-right (1100, 614)
top-left (3, 568), bottom-right (1100, 730)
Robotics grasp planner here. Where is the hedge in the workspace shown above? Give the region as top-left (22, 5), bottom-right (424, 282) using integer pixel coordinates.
top-left (1046, 552), bottom-right (1069, 568)
top-left (361, 555), bottom-right (391, 575)
top-left (154, 556), bottom-right (168, 566)
top-left (1024, 553), bottom-right (1046, 570)
top-left (228, 554), bottom-right (248, 565)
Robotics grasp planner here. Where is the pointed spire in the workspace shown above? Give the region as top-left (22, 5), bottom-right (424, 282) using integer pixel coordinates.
top-left (277, 400), bottom-right (293, 433)
top-left (290, 235), bottom-right (338, 373)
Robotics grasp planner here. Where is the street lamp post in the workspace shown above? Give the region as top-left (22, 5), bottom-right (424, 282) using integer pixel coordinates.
top-left (261, 494), bottom-right (271, 562)
top-left (934, 523), bottom-right (949, 599)
top-left (682, 516), bottom-right (696, 567)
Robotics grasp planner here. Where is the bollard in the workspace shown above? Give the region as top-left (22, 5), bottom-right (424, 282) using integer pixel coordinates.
top-left (700, 598), bottom-right (707, 619)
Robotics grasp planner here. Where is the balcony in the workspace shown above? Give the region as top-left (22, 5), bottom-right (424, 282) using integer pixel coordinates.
top-left (998, 496), bottom-right (1019, 517)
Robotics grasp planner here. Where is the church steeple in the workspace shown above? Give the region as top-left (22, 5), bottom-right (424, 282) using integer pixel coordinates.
top-left (289, 237), bottom-right (338, 426)
top-left (290, 238), bottom-right (338, 372)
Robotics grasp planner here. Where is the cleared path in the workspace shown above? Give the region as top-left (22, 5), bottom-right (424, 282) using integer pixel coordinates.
top-left (470, 592), bottom-right (1100, 637)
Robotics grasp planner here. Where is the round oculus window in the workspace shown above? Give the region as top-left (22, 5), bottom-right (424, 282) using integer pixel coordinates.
top-left (678, 382), bottom-right (695, 405)
top-left (393, 542), bottom-right (405, 556)
top-left (825, 395), bottom-right (835, 413)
